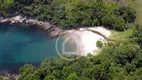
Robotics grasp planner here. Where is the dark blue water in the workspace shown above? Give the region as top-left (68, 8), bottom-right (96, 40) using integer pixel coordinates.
top-left (0, 23), bottom-right (67, 74)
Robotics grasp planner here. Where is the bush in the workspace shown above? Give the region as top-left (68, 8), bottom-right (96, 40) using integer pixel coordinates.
top-left (117, 5), bottom-right (136, 23)
top-left (113, 16), bottom-right (125, 31)
top-left (132, 25), bottom-right (142, 47)
top-left (102, 15), bottom-right (125, 31)
top-left (124, 23), bottom-right (137, 30)
top-left (96, 40), bottom-right (103, 48)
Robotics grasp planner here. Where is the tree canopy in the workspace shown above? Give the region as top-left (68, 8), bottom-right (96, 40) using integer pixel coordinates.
top-left (0, 0), bottom-right (141, 80)
top-left (0, 0), bottom-right (136, 31)
top-left (18, 43), bottom-right (142, 80)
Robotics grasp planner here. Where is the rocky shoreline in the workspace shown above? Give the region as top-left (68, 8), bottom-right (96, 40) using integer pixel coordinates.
top-left (0, 15), bottom-right (63, 37)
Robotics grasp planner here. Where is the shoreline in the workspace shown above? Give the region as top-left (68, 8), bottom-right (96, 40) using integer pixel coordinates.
top-left (0, 15), bottom-right (112, 56)
top-left (0, 16), bottom-right (111, 76)
top-left (0, 62), bottom-right (40, 78)
top-left (0, 16), bottom-right (112, 56)
top-left (63, 27), bottom-right (111, 56)
top-left (0, 15), bottom-right (63, 37)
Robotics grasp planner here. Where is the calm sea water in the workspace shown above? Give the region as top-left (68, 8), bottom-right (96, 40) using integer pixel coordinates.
top-left (0, 23), bottom-right (71, 74)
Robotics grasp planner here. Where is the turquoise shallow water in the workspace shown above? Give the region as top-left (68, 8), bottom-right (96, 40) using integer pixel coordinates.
top-left (0, 23), bottom-right (69, 73)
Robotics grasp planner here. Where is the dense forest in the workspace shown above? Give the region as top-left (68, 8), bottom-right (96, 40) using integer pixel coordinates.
top-left (0, 0), bottom-right (136, 31)
top-left (0, 0), bottom-right (142, 80)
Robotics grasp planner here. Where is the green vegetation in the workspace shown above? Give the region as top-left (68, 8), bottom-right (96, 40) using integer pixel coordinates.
top-left (96, 40), bottom-right (103, 48)
top-left (124, 0), bottom-right (142, 24)
top-left (110, 29), bottom-right (133, 42)
top-left (0, 0), bottom-right (136, 31)
top-left (0, 0), bottom-right (142, 80)
top-left (18, 43), bottom-right (142, 80)
top-left (131, 25), bottom-right (142, 47)
top-left (18, 23), bottom-right (142, 80)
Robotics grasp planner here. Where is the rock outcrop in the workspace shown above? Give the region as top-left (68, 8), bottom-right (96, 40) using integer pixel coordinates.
top-left (0, 15), bottom-right (63, 37)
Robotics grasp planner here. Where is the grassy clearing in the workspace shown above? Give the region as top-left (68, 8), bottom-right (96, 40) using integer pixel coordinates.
top-left (123, 0), bottom-right (142, 24)
top-left (110, 29), bottom-right (133, 42)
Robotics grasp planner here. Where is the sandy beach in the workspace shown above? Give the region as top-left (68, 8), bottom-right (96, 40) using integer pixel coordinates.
top-left (64, 27), bottom-right (111, 56)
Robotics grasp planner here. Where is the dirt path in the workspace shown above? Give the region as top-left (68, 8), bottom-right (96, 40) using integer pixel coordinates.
top-left (85, 29), bottom-right (118, 42)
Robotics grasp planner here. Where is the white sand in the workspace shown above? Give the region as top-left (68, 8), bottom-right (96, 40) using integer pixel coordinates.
top-left (65, 26), bottom-right (111, 56)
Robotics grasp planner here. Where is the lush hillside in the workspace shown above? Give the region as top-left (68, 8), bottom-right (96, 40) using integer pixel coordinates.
top-left (0, 0), bottom-right (136, 31)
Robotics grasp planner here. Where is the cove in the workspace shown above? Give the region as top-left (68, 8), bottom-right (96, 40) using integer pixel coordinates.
top-left (0, 23), bottom-right (70, 74)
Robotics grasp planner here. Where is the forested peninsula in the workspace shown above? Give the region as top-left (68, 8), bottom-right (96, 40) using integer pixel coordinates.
top-left (1, 0), bottom-right (142, 80)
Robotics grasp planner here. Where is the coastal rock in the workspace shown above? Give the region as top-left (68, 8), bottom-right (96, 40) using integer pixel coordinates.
top-left (0, 15), bottom-right (62, 37)
top-left (49, 27), bottom-right (62, 37)
top-left (0, 18), bottom-right (10, 23)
